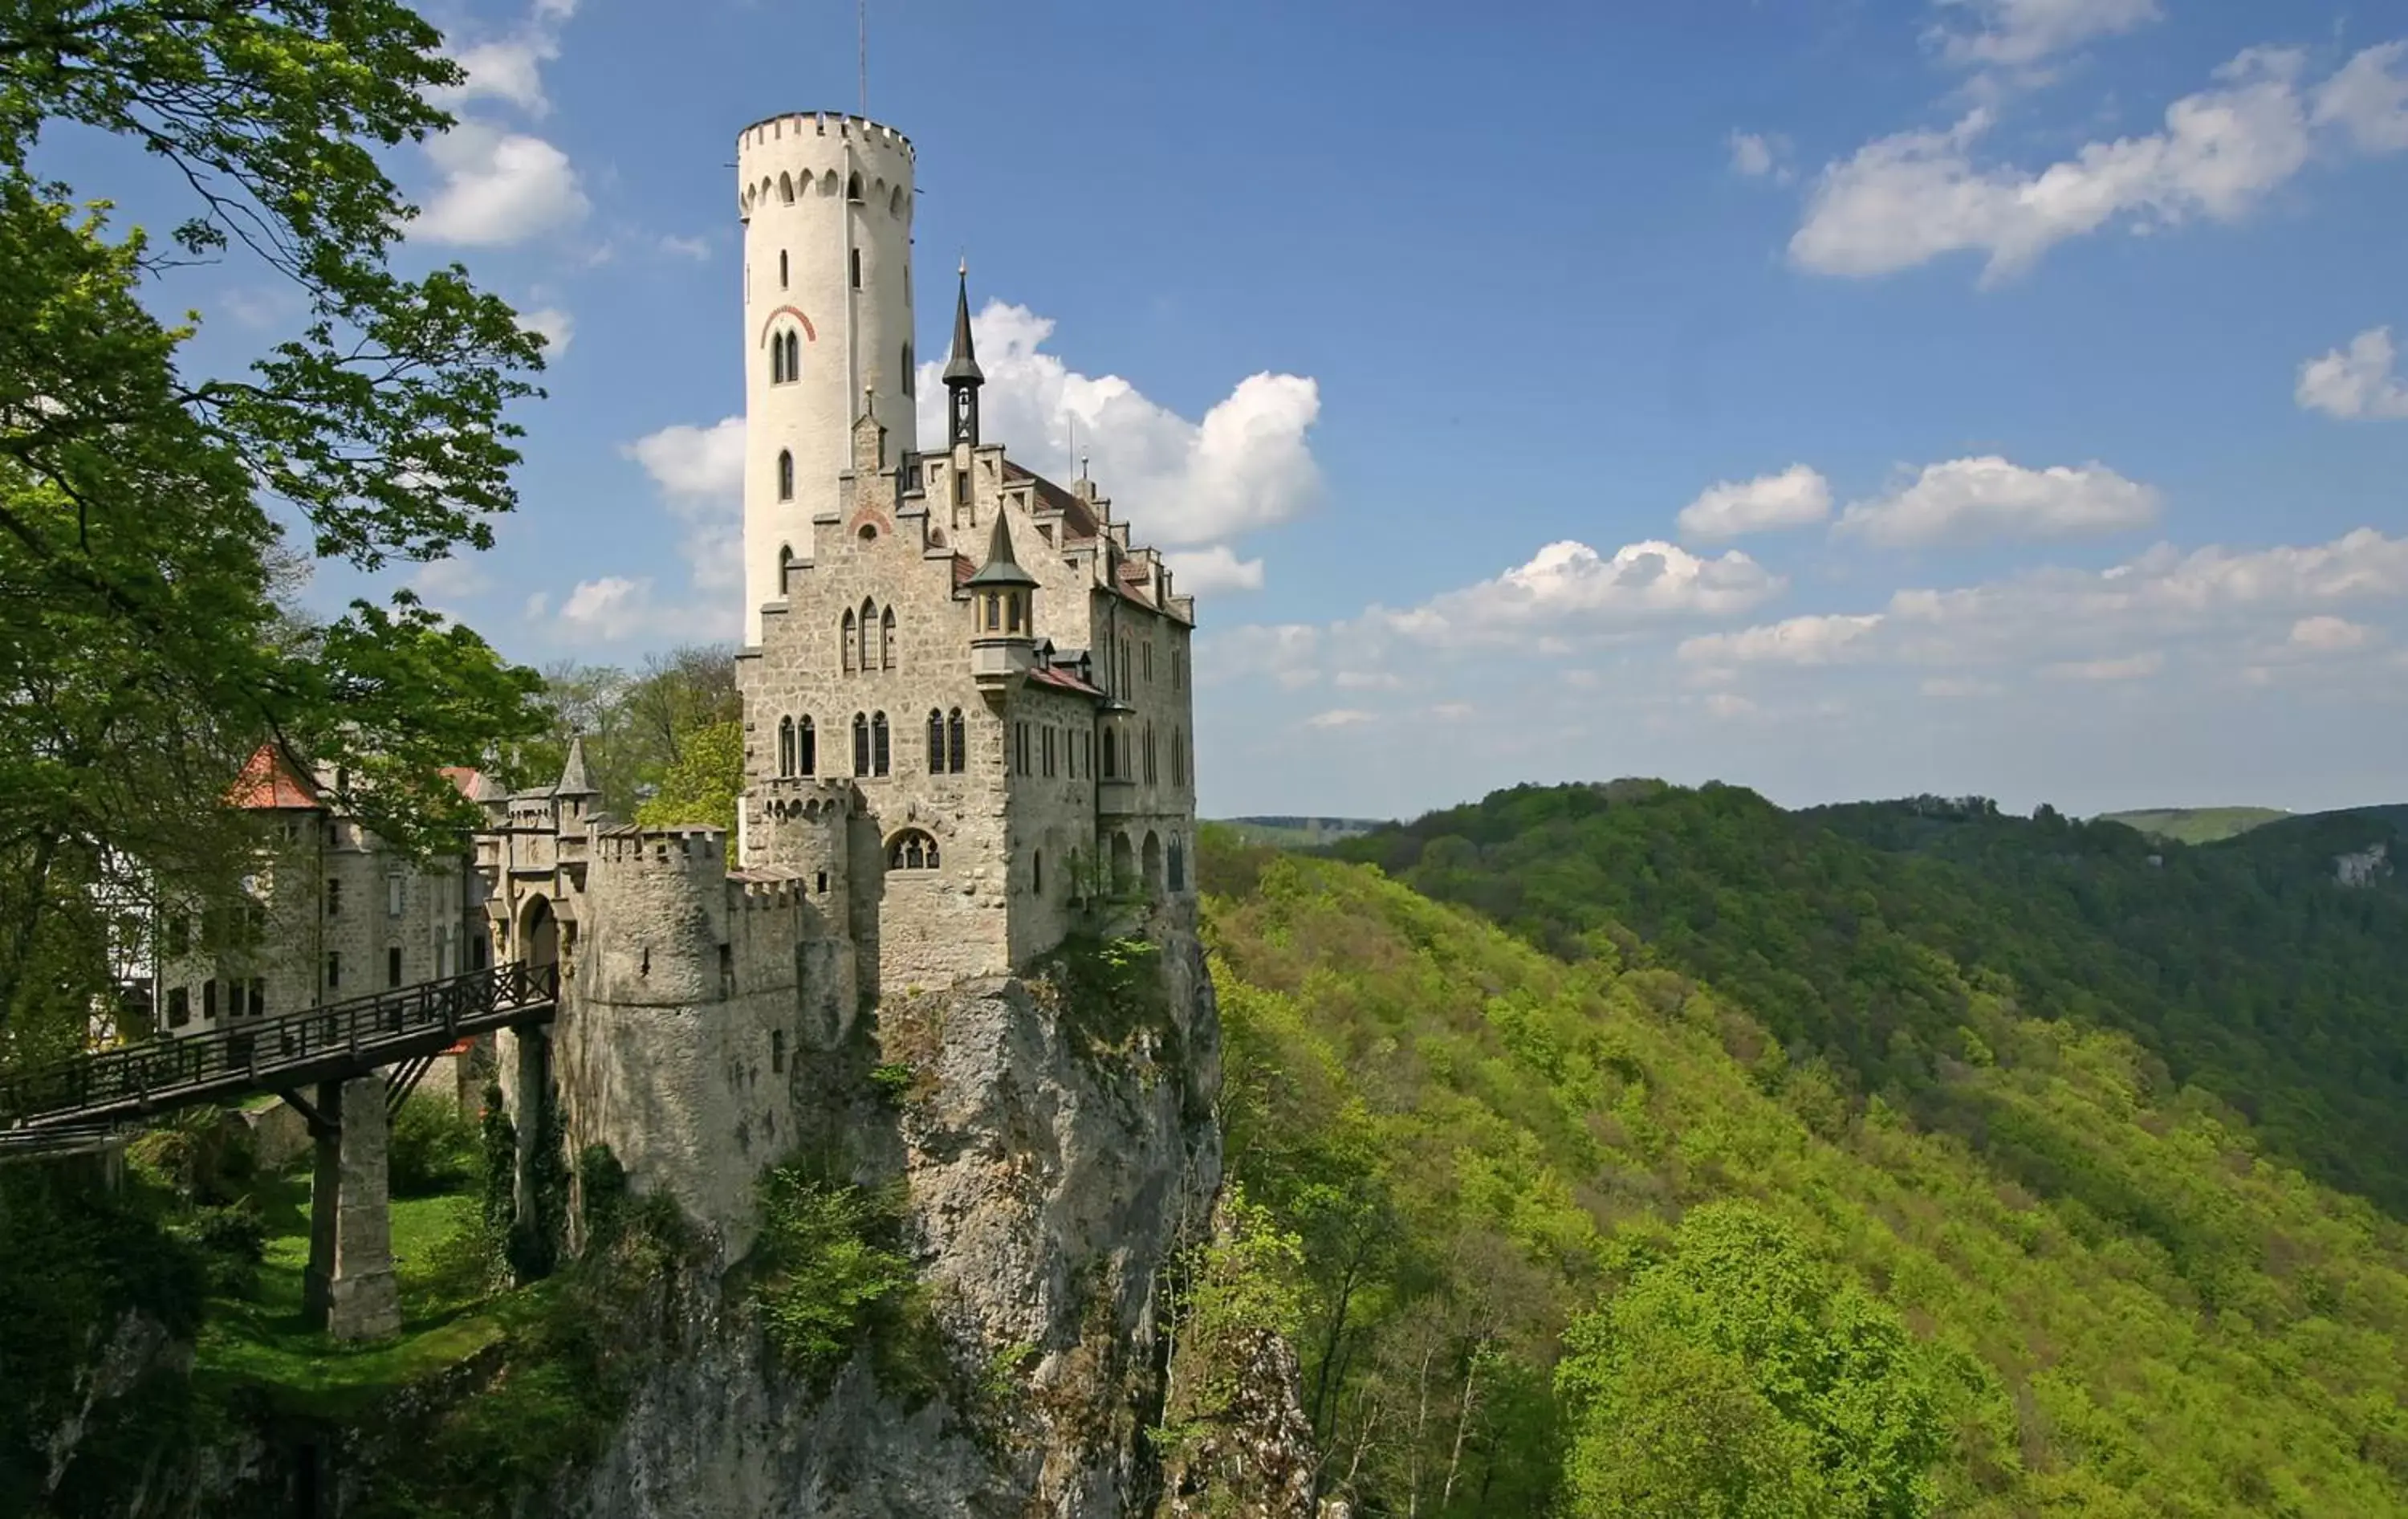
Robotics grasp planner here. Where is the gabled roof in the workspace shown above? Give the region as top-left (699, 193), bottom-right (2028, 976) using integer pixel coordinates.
top-left (227, 744), bottom-right (325, 811)
top-left (1003, 460), bottom-right (1100, 540)
top-left (1027, 665), bottom-right (1105, 698)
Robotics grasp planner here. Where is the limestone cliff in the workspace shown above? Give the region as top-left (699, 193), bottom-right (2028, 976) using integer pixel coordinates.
top-left (571, 927), bottom-right (1241, 1518)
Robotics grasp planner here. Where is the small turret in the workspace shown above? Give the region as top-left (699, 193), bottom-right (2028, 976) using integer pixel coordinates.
top-left (966, 511), bottom-right (1038, 687)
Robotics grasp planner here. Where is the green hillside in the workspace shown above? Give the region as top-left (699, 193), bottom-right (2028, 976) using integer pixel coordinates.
top-left (1214, 815), bottom-right (1389, 849)
top-left (2095, 806), bottom-right (2290, 844)
top-left (1202, 823), bottom-right (2408, 1515)
top-left (1330, 784), bottom-right (2408, 1215)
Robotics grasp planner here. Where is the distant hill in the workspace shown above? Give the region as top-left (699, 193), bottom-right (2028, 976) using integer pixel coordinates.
top-left (1215, 815), bottom-right (1388, 849)
top-left (2095, 805), bottom-right (2290, 843)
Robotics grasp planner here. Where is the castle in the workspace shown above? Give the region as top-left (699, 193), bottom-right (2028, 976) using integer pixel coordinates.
top-left (466, 112), bottom-right (1203, 1241)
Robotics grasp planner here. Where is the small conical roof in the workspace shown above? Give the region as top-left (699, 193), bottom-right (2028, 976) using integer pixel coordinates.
top-left (556, 734), bottom-right (597, 797)
top-left (942, 260), bottom-right (983, 387)
top-left (965, 511), bottom-right (1039, 591)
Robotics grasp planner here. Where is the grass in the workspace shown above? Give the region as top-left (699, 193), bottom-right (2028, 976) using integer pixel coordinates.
top-left (192, 1170), bottom-right (518, 1419)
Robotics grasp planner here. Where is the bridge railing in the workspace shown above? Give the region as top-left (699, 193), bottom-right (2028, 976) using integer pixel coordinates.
top-left (0, 963), bottom-right (558, 1126)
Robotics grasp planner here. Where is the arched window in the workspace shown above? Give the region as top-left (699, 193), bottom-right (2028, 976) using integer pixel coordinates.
top-left (850, 248), bottom-right (861, 289)
top-left (889, 829), bottom-right (939, 869)
top-left (779, 171), bottom-right (795, 204)
top-left (1169, 837), bottom-right (1187, 894)
top-left (771, 337), bottom-right (786, 385)
top-left (779, 250), bottom-right (789, 288)
top-left (857, 598), bottom-right (876, 673)
top-left (851, 712), bottom-right (869, 776)
top-left (1101, 727), bottom-right (1117, 780)
top-left (777, 450), bottom-right (794, 502)
top-left (1033, 850), bottom-right (1044, 894)
top-left (871, 711), bottom-right (890, 776)
top-left (1144, 723), bottom-right (1158, 784)
top-left (926, 708), bottom-right (945, 772)
top-left (946, 708), bottom-right (966, 773)
top-left (880, 606), bottom-right (896, 670)
top-left (846, 172), bottom-right (864, 202)
top-left (783, 330), bottom-right (800, 382)
top-left (778, 715), bottom-right (796, 777)
top-left (841, 609), bottom-right (857, 673)
top-left (1171, 726), bottom-right (1186, 786)
top-left (778, 544), bottom-right (796, 596)
top-left (798, 715), bottom-right (816, 776)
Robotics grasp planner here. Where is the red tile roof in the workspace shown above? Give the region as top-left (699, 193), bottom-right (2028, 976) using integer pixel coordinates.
top-left (1003, 460), bottom-right (1101, 540)
top-left (953, 552), bottom-right (977, 589)
top-left (440, 766), bottom-right (485, 800)
top-left (226, 744), bottom-right (324, 810)
top-left (1028, 665), bottom-right (1105, 698)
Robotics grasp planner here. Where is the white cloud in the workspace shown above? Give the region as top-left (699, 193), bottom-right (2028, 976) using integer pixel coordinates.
top-left (1383, 540), bottom-right (1781, 647)
top-left (2289, 614), bottom-right (2376, 651)
top-left (1429, 702), bottom-right (1477, 721)
top-left (1836, 456), bottom-right (2158, 547)
top-left (1728, 131), bottom-right (1796, 182)
top-left (915, 301), bottom-right (1321, 559)
top-left (2044, 650), bottom-right (2163, 680)
top-left (1306, 708), bottom-right (1377, 730)
top-left (437, 35), bottom-right (559, 116)
top-left (2314, 41), bottom-right (2408, 153)
top-left (2296, 326), bottom-right (2408, 420)
top-left (1792, 43), bottom-right (2408, 283)
top-left (1703, 691), bottom-right (1760, 719)
top-left (623, 416), bottom-right (746, 598)
top-left (1927, 0), bottom-right (2162, 71)
top-left (410, 558), bottom-right (494, 605)
top-left (417, 123), bottom-right (588, 246)
top-left (1683, 529), bottom-right (2408, 675)
top-left (658, 234), bottom-right (711, 261)
top-left (558, 576), bottom-right (653, 639)
top-left (523, 306), bottom-right (575, 357)
top-left (1678, 464), bottom-right (1832, 541)
top-left (1681, 613), bottom-right (1885, 667)
top-left (1165, 545), bottom-right (1265, 596)
top-left (1204, 623), bottom-right (1324, 690)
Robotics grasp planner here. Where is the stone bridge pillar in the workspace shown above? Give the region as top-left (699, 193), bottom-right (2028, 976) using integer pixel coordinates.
top-left (301, 1076), bottom-right (401, 1340)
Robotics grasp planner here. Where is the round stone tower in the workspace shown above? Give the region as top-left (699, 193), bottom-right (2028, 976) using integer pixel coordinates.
top-left (736, 112), bottom-right (917, 643)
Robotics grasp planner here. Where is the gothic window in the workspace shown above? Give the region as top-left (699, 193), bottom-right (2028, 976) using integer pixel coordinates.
top-left (872, 711), bottom-right (890, 776)
top-left (785, 330), bottom-right (801, 381)
top-left (777, 450), bottom-right (794, 502)
top-left (850, 248), bottom-right (862, 289)
top-left (779, 250), bottom-right (788, 287)
top-left (1145, 723), bottom-right (1158, 785)
top-left (1101, 727), bottom-right (1117, 780)
top-left (880, 606), bottom-right (896, 670)
top-left (926, 708), bottom-right (945, 772)
top-left (858, 598), bottom-right (876, 673)
top-left (778, 716), bottom-right (796, 777)
top-left (1172, 727), bottom-right (1186, 787)
top-left (779, 544), bottom-right (796, 596)
top-left (841, 609), bottom-right (857, 672)
top-left (852, 712), bottom-right (869, 776)
top-left (1034, 850), bottom-right (1044, 894)
top-left (771, 336), bottom-right (785, 385)
top-left (889, 829), bottom-right (939, 869)
top-left (1143, 641), bottom-right (1153, 682)
top-left (846, 172), bottom-right (864, 202)
top-left (779, 171), bottom-right (795, 204)
top-left (946, 708), bottom-right (966, 773)
top-left (799, 715), bottom-right (816, 776)
top-left (1173, 648), bottom-right (1186, 690)
top-left (1169, 837), bottom-right (1187, 894)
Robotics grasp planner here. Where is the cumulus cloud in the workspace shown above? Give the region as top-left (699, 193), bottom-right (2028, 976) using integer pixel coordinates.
top-left (2296, 326), bottom-right (2408, 420)
top-left (1202, 623), bottom-right (1324, 690)
top-left (1680, 528), bottom-right (2408, 675)
top-left (557, 576), bottom-right (653, 639)
top-left (1678, 464), bottom-right (1832, 541)
top-left (1728, 131), bottom-right (1795, 182)
top-left (416, 123), bottom-right (589, 246)
top-left (1836, 456), bottom-right (2158, 547)
top-left (1165, 545), bottom-right (1266, 596)
top-left (410, 557), bottom-right (494, 607)
top-left (1926, 0), bottom-right (2162, 71)
top-left (1382, 540), bottom-right (1780, 647)
top-left (2290, 614), bottom-right (2377, 651)
top-left (523, 306), bottom-right (575, 357)
top-left (914, 301), bottom-right (1321, 560)
top-left (1792, 42), bottom-right (2408, 283)
top-left (623, 415), bottom-right (745, 597)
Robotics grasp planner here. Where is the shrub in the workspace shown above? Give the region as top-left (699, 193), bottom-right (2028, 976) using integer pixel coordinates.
top-left (388, 1092), bottom-right (478, 1198)
top-left (749, 1163), bottom-right (915, 1389)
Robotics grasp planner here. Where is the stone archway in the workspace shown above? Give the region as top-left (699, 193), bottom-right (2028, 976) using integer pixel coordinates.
top-left (519, 894), bottom-right (559, 975)
top-left (1110, 832), bottom-right (1136, 896)
top-left (1141, 831), bottom-right (1163, 896)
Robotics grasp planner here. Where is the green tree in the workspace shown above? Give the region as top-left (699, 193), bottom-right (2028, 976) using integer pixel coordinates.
top-left (1556, 1205), bottom-right (1943, 1516)
top-left (633, 720), bottom-right (744, 836)
top-left (0, 1), bottom-right (548, 1046)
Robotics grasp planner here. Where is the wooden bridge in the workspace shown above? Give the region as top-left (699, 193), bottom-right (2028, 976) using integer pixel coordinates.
top-left (0, 963), bottom-right (559, 1339)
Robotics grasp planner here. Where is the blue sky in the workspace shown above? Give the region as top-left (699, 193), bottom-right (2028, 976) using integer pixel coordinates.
top-left (68, 0), bottom-right (2408, 821)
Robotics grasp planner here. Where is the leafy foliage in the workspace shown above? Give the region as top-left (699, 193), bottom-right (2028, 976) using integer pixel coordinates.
top-left (749, 1163), bottom-right (917, 1389)
top-left (388, 1092), bottom-right (479, 1198)
top-left (1203, 832), bottom-right (2408, 1516)
top-left (633, 719), bottom-right (744, 836)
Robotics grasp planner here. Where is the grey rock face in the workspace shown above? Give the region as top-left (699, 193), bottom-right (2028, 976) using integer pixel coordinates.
top-left (573, 928), bottom-right (1226, 1518)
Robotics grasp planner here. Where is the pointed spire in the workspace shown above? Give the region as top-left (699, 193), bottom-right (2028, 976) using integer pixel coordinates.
top-left (942, 259), bottom-right (982, 386)
top-left (964, 510), bottom-right (1038, 590)
top-left (943, 259), bottom-right (984, 448)
top-left (556, 734), bottom-right (596, 797)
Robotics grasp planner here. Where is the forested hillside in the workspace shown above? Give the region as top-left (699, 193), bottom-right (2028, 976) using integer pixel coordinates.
top-left (1200, 825), bottom-right (2408, 1515)
top-left (1329, 784), bottom-right (2408, 1213)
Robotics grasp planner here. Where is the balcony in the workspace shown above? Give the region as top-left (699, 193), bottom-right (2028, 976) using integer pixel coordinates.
top-left (1096, 779), bottom-right (1139, 817)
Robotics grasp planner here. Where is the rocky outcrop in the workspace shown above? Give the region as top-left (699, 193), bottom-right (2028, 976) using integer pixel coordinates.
top-left (571, 925), bottom-right (1232, 1518)
top-left (1157, 1330), bottom-right (1335, 1519)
